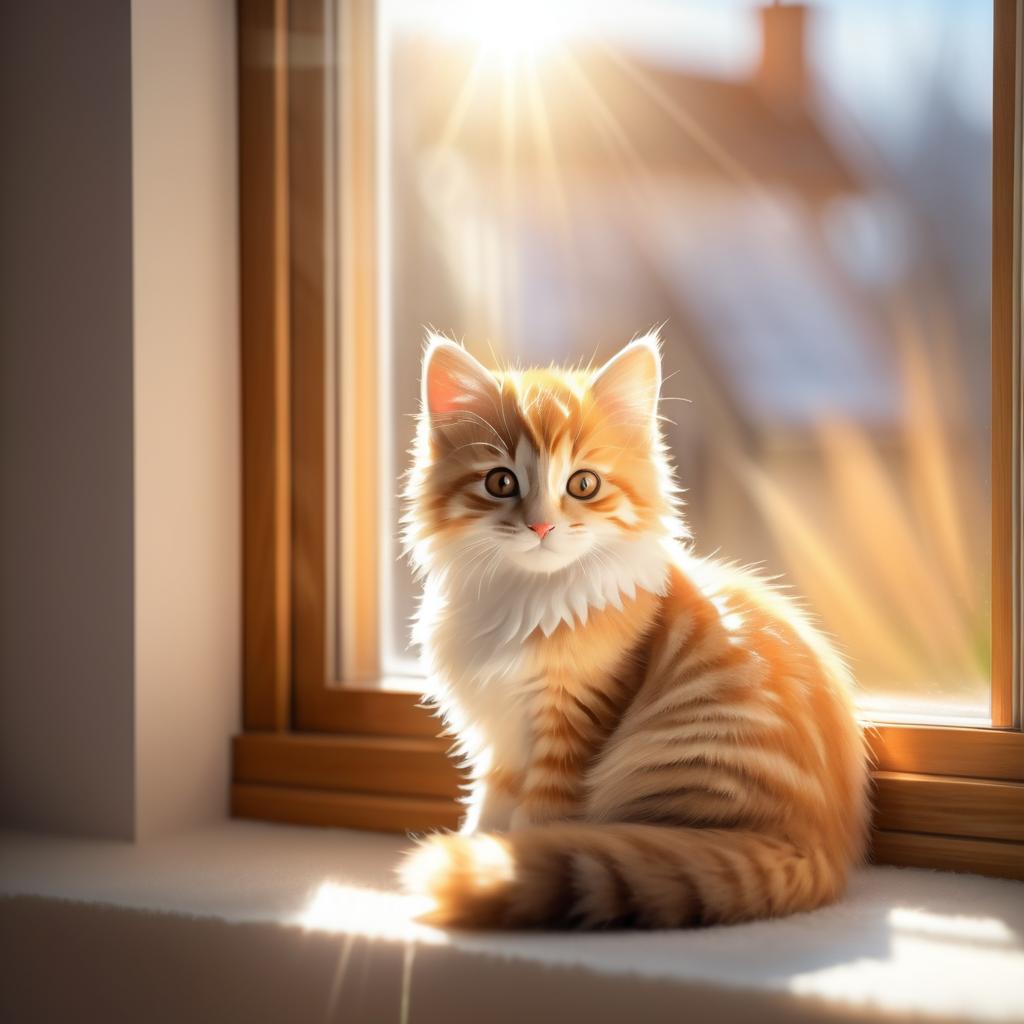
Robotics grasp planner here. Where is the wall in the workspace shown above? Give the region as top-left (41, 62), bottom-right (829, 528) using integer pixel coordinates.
top-left (0, 0), bottom-right (240, 839)
top-left (132, 0), bottom-right (240, 838)
top-left (0, 0), bottom-right (137, 839)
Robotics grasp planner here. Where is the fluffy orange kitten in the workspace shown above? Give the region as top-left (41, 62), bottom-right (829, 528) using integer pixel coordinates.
top-left (401, 333), bottom-right (868, 929)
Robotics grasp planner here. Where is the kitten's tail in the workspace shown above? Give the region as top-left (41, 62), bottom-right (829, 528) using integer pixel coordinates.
top-left (401, 822), bottom-right (846, 929)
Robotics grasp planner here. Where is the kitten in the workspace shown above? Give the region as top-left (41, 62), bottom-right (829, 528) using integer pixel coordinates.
top-left (401, 333), bottom-right (868, 928)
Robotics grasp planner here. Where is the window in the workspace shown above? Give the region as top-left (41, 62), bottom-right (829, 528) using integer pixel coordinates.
top-left (376, 0), bottom-right (999, 727)
top-left (233, 0), bottom-right (1024, 879)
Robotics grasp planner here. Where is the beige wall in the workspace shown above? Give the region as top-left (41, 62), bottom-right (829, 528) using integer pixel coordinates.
top-left (0, 0), bottom-right (240, 839)
top-left (132, 0), bottom-right (240, 839)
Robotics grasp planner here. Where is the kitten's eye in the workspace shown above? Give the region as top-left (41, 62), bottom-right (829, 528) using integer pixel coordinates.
top-left (484, 467), bottom-right (520, 498)
top-left (567, 470), bottom-right (601, 500)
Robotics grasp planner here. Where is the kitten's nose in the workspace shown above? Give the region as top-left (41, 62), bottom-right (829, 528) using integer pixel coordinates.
top-left (529, 522), bottom-right (555, 540)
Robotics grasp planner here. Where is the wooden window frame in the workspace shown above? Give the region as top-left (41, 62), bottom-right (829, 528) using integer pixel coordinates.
top-left (233, 0), bottom-right (1024, 881)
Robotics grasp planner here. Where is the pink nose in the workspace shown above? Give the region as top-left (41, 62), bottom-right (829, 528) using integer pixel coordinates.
top-left (529, 522), bottom-right (555, 540)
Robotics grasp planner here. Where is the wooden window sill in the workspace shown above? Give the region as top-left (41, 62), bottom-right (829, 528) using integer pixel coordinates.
top-left (230, 725), bottom-right (1024, 882)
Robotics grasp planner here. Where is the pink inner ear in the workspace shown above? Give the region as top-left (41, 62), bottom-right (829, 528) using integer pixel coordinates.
top-left (592, 344), bottom-right (660, 426)
top-left (594, 375), bottom-right (654, 425)
top-left (428, 370), bottom-right (468, 416)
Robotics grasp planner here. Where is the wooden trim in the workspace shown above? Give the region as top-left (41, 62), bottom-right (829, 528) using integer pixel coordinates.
top-left (229, 726), bottom-right (1024, 879)
top-left (992, 0), bottom-right (1020, 728)
top-left (297, 687), bottom-right (440, 737)
top-left (287, 0), bottom-right (383, 730)
top-left (232, 783), bottom-right (461, 833)
top-left (297, 694), bottom-right (1024, 775)
top-left (232, 779), bottom-right (1024, 871)
top-left (336, 0), bottom-right (381, 682)
top-left (234, 731), bottom-right (461, 798)
top-left (232, 694), bottom-right (1024, 841)
top-left (873, 771), bottom-right (1024, 842)
top-left (297, 697), bottom-right (1024, 777)
top-left (239, 0), bottom-right (292, 731)
top-left (872, 830), bottom-right (1024, 881)
top-left (867, 723), bottom-right (1024, 780)
top-left (289, 0), bottom-right (330, 709)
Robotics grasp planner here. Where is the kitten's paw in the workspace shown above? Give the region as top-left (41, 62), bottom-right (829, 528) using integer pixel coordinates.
top-left (399, 832), bottom-right (516, 928)
top-left (508, 805), bottom-right (534, 831)
top-left (509, 802), bottom-right (575, 830)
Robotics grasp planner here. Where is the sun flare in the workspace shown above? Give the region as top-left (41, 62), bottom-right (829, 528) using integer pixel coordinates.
top-left (299, 882), bottom-right (444, 941)
top-left (432, 0), bottom-right (583, 64)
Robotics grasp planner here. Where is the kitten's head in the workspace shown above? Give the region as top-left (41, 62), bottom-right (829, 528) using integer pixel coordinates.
top-left (403, 333), bottom-right (684, 579)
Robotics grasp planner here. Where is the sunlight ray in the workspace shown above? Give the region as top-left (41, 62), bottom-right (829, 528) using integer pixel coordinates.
top-left (899, 321), bottom-right (978, 611)
top-left (325, 933), bottom-right (356, 1020)
top-left (500, 56), bottom-right (521, 346)
top-left (523, 61), bottom-right (574, 253)
top-left (740, 463), bottom-right (925, 681)
top-left (522, 59), bottom-right (584, 332)
top-left (436, 48), bottom-right (488, 154)
top-left (818, 418), bottom-right (975, 676)
top-left (598, 41), bottom-right (762, 193)
top-left (399, 940), bottom-right (416, 1024)
top-left (556, 51), bottom-right (660, 209)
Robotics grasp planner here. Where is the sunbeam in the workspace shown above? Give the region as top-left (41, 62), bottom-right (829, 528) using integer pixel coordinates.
top-left (597, 40), bottom-right (763, 193)
top-left (399, 941), bottom-right (416, 1024)
top-left (435, 48), bottom-right (488, 155)
top-left (523, 61), bottom-right (576, 268)
top-left (324, 932), bottom-right (356, 1021)
top-left (299, 882), bottom-right (443, 942)
top-left (499, 50), bottom-right (520, 346)
top-left (556, 51), bottom-right (659, 208)
top-left (430, 0), bottom-right (585, 64)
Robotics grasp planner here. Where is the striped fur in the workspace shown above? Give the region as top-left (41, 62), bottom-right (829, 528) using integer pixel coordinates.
top-left (401, 334), bottom-right (869, 929)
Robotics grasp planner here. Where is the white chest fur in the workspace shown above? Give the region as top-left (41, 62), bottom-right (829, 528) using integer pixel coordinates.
top-left (413, 534), bottom-right (672, 778)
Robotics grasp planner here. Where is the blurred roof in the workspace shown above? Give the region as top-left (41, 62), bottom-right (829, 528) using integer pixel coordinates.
top-left (400, 5), bottom-right (859, 200)
top-left (395, 3), bottom-right (902, 432)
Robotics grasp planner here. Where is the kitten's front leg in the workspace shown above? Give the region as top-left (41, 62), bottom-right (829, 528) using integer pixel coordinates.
top-left (511, 685), bottom-right (600, 828)
top-left (460, 769), bottom-right (522, 835)
top-left (509, 781), bottom-right (583, 830)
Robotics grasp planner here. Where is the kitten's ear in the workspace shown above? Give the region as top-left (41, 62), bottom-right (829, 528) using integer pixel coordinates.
top-left (421, 335), bottom-right (500, 424)
top-left (591, 334), bottom-right (662, 429)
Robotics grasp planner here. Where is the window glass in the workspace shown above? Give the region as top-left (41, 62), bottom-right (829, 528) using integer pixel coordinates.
top-left (373, 0), bottom-right (993, 724)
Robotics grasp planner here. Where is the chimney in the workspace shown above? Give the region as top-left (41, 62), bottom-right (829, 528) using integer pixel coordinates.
top-left (755, 3), bottom-right (809, 109)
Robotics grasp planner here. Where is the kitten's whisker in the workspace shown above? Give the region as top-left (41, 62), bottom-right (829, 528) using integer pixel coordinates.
top-left (444, 410), bottom-right (508, 449)
top-left (447, 440), bottom-right (506, 457)
top-left (463, 551), bottom-right (496, 583)
top-left (456, 539), bottom-right (497, 574)
top-left (476, 549), bottom-right (504, 601)
top-left (482, 550), bottom-right (504, 595)
top-left (458, 537), bottom-right (494, 559)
